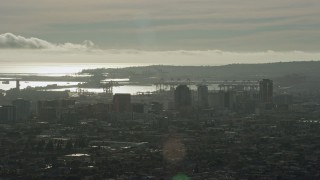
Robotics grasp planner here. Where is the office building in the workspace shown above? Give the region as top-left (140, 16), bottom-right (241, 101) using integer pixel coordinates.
top-left (132, 103), bottom-right (145, 113)
top-left (113, 93), bottom-right (131, 113)
top-left (274, 94), bottom-right (293, 105)
top-left (0, 105), bottom-right (16, 123)
top-left (174, 85), bottom-right (192, 109)
top-left (198, 85), bottom-right (209, 109)
top-left (37, 99), bottom-right (75, 121)
top-left (208, 91), bottom-right (236, 110)
top-left (259, 79), bottom-right (273, 103)
top-left (12, 98), bottom-right (31, 121)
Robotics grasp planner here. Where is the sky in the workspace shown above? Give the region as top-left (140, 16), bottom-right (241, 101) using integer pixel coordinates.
top-left (0, 0), bottom-right (320, 65)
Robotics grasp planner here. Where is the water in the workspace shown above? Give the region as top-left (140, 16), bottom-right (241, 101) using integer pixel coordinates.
top-left (0, 80), bottom-right (158, 95)
top-left (0, 62), bottom-right (154, 94)
top-left (0, 63), bottom-right (219, 94)
top-left (47, 85), bottom-right (158, 94)
top-left (0, 81), bottom-right (81, 91)
top-left (0, 62), bottom-right (149, 75)
top-left (47, 84), bottom-right (218, 94)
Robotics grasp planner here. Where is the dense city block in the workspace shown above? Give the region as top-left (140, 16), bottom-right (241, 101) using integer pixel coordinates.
top-left (1, 64), bottom-right (320, 179)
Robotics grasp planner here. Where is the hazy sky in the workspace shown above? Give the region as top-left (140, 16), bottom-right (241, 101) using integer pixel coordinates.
top-left (1, 0), bottom-right (320, 51)
top-left (0, 0), bottom-right (320, 66)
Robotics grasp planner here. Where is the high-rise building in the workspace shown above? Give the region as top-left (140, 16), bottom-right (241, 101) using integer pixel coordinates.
top-left (132, 103), bottom-right (145, 113)
top-left (208, 91), bottom-right (224, 108)
top-left (37, 100), bottom-right (59, 121)
top-left (274, 94), bottom-right (293, 105)
top-left (259, 79), bottom-right (273, 103)
top-left (174, 85), bottom-right (192, 109)
top-left (0, 105), bottom-right (16, 123)
top-left (12, 98), bottom-right (31, 121)
top-left (113, 93), bottom-right (131, 113)
top-left (16, 80), bottom-right (20, 91)
top-left (208, 91), bottom-right (236, 110)
top-left (150, 102), bottom-right (163, 114)
top-left (37, 99), bottom-right (75, 121)
top-left (198, 85), bottom-right (209, 109)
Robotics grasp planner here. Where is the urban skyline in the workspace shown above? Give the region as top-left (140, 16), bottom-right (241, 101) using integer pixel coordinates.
top-left (1, 0), bottom-right (320, 179)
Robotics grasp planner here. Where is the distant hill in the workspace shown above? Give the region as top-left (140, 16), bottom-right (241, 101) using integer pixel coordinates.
top-left (82, 61), bottom-right (320, 80)
top-left (81, 61), bottom-right (320, 92)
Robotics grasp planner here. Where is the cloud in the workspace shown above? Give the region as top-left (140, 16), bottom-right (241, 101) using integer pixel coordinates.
top-left (1, 0), bottom-right (320, 51)
top-left (0, 33), bottom-right (95, 50)
top-left (0, 33), bottom-right (52, 49)
top-left (0, 33), bottom-right (319, 67)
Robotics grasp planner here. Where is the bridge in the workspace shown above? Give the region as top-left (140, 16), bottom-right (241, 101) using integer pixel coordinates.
top-left (154, 79), bottom-right (259, 91)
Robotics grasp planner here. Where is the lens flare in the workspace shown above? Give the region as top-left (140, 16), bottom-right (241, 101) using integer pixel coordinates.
top-left (163, 136), bottom-right (186, 163)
